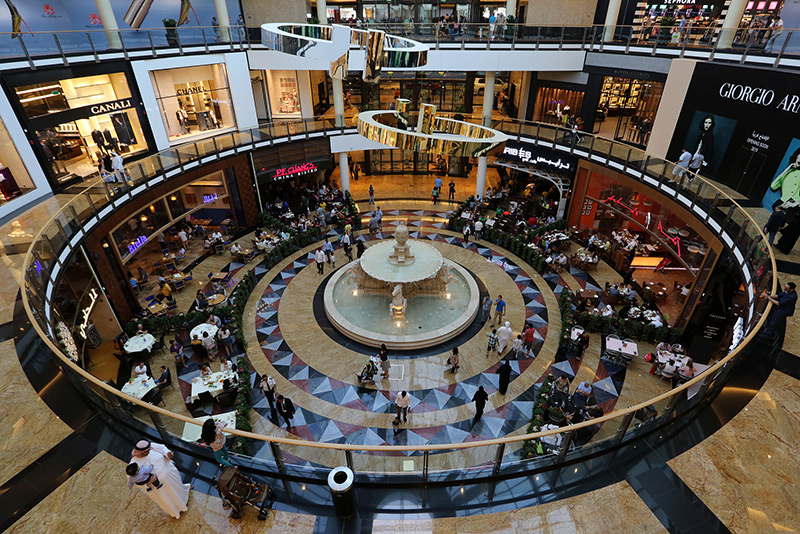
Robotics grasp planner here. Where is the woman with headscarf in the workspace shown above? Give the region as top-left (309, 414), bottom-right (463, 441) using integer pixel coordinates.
top-left (128, 440), bottom-right (191, 518)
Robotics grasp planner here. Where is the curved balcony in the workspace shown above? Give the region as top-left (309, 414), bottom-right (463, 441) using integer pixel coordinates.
top-left (18, 116), bottom-right (776, 499)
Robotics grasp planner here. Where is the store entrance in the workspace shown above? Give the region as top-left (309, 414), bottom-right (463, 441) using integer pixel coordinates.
top-left (595, 77), bottom-right (664, 148)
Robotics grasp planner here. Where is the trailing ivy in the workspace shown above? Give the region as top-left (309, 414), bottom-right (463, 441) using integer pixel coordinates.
top-left (521, 374), bottom-right (555, 458)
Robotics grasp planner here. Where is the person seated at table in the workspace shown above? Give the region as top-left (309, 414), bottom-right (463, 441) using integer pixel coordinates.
top-left (219, 355), bottom-right (234, 373)
top-left (220, 378), bottom-right (240, 396)
top-left (608, 284), bottom-right (620, 299)
top-left (203, 236), bottom-right (214, 249)
top-left (575, 298), bottom-right (588, 314)
top-left (600, 304), bottom-right (615, 318)
top-left (194, 291), bottom-right (209, 311)
top-left (155, 366), bottom-right (171, 389)
top-left (170, 339), bottom-right (187, 367)
top-left (199, 363), bottom-right (212, 377)
top-left (650, 315), bottom-right (664, 328)
top-left (540, 423), bottom-right (562, 448)
top-left (678, 358), bottom-right (696, 379)
top-left (547, 403), bottom-right (567, 424)
top-left (625, 287), bottom-right (638, 302)
top-left (134, 362), bottom-right (148, 378)
top-left (207, 313), bottom-right (221, 327)
top-left (556, 253), bottom-right (568, 268)
top-left (660, 358), bottom-right (678, 378)
top-left (574, 380), bottom-right (593, 399)
top-left (137, 267), bottom-right (148, 285)
top-left (230, 242), bottom-right (243, 256)
top-left (136, 323), bottom-right (147, 335)
top-left (553, 375), bottom-right (570, 394)
top-left (190, 334), bottom-right (207, 360)
top-left (584, 405), bottom-right (604, 420)
top-left (157, 274), bottom-right (167, 286)
top-left (672, 344), bottom-right (685, 354)
top-left (656, 341), bottom-right (672, 353)
top-left (202, 331), bottom-right (217, 361)
top-left (211, 230), bottom-right (223, 242)
top-left (154, 281), bottom-right (172, 303)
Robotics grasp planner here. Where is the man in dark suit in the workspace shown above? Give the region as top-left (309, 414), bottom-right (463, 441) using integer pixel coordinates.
top-left (276, 395), bottom-right (296, 428)
top-left (472, 386), bottom-right (489, 424)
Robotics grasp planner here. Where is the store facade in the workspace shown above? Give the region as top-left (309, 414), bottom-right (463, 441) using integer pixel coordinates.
top-left (321, 0), bottom-right (509, 23)
top-left (1, 63), bottom-right (154, 190)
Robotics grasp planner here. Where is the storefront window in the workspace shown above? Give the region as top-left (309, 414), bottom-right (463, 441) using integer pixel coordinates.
top-left (597, 77), bottom-right (664, 147)
top-left (265, 70), bottom-right (302, 118)
top-left (13, 73), bottom-right (149, 186)
top-left (112, 200), bottom-right (171, 261)
top-left (150, 64), bottom-right (236, 143)
top-left (0, 117), bottom-right (35, 204)
top-left (532, 87), bottom-right (586, 125)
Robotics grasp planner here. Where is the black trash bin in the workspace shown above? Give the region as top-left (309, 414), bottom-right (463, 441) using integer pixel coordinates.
top-left (327, 466), bottom-right (355, 518)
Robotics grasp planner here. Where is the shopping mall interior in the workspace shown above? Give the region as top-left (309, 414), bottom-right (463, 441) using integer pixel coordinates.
top-left (1, 0), bottom-right (800, 532)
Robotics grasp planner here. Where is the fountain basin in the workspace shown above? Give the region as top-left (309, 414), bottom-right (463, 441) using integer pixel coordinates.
top-left (324, 259), bottom-right (480, 350)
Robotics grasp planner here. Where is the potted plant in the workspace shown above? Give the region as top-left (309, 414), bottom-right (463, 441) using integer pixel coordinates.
top-left (163, 18), bottom-right (179, 46)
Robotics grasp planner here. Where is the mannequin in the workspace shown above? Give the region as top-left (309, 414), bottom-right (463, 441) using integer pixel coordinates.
top-left (207, 107), bottom-right (219, 128)
top-left (91, 129), bottom-right (107, 154)
top-left (103, 129), bottom-right (119, 152)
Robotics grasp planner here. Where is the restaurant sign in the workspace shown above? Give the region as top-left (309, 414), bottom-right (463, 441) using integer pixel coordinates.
top-left (272, 162), bottom-right (318, 180)
top-left (500, 140), bottom-right (577, 174)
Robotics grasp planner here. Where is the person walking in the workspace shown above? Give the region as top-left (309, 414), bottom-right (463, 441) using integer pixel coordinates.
top-left (486, 328), bottom-right (499, 357)
top-left (376, 206), bottom-right (383, 230)
top-left (275, 395), bottom-right (296, 428)
top-left (341, 232), bottom-right (353, 261)
top-left (496, 360), bottom-right (512, 395)
top-left (378, 343), bottom-right (391, 378)
top-left (481, 295), bottom-right (493, 322)
top-left (492, 295), bottom-right (506, 326)
top-left (511, 334), bottom-right (524, 359)
top-left (315, 248), bottom-right (326, 274)
top-left (322, 237), bottom-right (335, 265)
top-left (764, 205), bottom-right (786, 245)
top-left (673, 148), bottom-right (692, 179)
top-left (129, 440), bottom-right (190, 519)
top-left (432, 186), bottom-right (440, 205)
top-left (522, 323), bottom-right (537, 358)
top-left (395, 390), bottom-right (410, 422)
top-left (687, 152), bottom-right (704, 181)
top-left (496, 321), bottom-right (513, 355)
top-left (368, 184), bottom-right (375, 205)
top-left (447, 347), bottom-right (460, 374)
top-left (762, 282), bottom-right (797, 340)
top-left (462, 222), bottom-right (471, 243)
top-left (473, 219), bottom-right (483, 240)
top-left (260, 375), bottom-right (277, 413)
top-left (472, 386), bottom-right (489, 423)
top-left (352, 162), bottom-right (360, 181)
top-left (200, 418), bottom-right (234, 467)
top-left (448, 179), bottom-right (456, 201)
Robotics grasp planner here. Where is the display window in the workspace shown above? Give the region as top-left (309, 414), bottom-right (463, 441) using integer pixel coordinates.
top-left (596, 76), bottom-right (664, 147)
top-left (13, 73), bottom-right (149, 186)
top-left (265, 70), bottom-right (303, 118)
top-left (150, 64), bottom-right (236, 143)
top-left (0, 116), bottom-right (35, 204)
top-left (532, 87), bottom-right (586, 125)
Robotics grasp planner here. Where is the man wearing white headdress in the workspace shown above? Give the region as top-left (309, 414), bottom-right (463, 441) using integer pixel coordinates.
top-left (496, 321), bottom-right (514, 355)
top-left (129, 440), bottom-right (191, 518)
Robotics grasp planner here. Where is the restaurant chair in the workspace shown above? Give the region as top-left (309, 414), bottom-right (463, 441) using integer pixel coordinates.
top-left (223, 237), bottom-right (231, 245)
top-left (677, 372), bottom-right (693, 384)
top-left (145, 295), bottom-right (156, 305)
top-left (604, 349), bottom-right (622, 364)
top-left (216, 391), bottom-right (236, 409)
top-left (152, 261), bottom-right (164, 274)
top-left (164, 259), bottom-right (177, 271)
top-left (184, 271), bottom-right (193, 282)
top-left (620, 352), bottom-right (635, 366)
top-left (222, 272), bottom-right (234, 285)
top-left (176, 250), bottom-right (186, 263)
top-left (143, 387), bottom-right (165, 407)
top-left (174, 279), bottom-right (185, 291)
top-left (167, 303), bottom-right (178, 314)
top-left (244, 250), bottom-right (258, 263)
top-left (607, 333), bottom-right (621, 343)
top-left (659, 370), bottom-right (677, 383)
top-left (196, 391), bottom-right (215, 416)
top-left (161, 249), bottom-right (170, 256)
top-left (215, 243), bottom-right (225, 255)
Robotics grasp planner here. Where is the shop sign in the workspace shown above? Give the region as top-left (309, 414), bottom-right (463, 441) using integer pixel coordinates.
top-left (272, 162), bottom-right (318, 180)
top-left (177, 86), bottom-right (206, 96)
top-left (203, 193), bottom-right (218, 203)
top-left (56, 321), bottom-right (79, 362)
top-left (127, 235), bottom-right (148, 255)
top-left (78, 288), bottom-right (100, 340)
top-left (500, 140), bottom-right (577, 173)
top-left (89, 98), bottom-right (134, 116)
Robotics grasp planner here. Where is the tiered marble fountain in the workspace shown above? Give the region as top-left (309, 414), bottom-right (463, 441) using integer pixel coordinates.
top-left (324, 222), bottom-right (479, 349)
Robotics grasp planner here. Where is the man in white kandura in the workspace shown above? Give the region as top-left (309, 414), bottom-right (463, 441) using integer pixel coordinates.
top-left (129, 440), bottom-right (191, 518)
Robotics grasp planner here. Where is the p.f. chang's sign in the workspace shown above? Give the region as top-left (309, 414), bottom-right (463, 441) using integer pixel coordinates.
top-left (272, 162), bottom-right (318, 180)
top-left (719, 83), bottom-right (800, 113)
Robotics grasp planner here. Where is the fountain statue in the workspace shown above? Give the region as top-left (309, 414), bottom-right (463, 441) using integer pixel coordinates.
top-left (390, 284), bottom-right (407, 317)
top-left (388, 222), bottom-right (415, 265)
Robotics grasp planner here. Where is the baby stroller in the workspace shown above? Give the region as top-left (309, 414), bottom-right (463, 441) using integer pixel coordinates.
top-left (356, 358), bottom-right (379, 384)
top-left (215, 466), bottom-right (276, 520)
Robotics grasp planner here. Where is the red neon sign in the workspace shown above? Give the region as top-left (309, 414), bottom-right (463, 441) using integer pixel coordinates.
top-left (273, 162), bottom-right (317, 179)
top-left (602, 195), bottom-right (639, 217)
top-left (657, 222), bottom-right (682, 258)
top-left (603, 196), bottom-right (683, 258)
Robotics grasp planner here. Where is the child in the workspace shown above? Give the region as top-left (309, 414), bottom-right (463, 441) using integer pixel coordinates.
top-left (512, 334), bottom-right (524, 360)
top-left (126, 462), bottom-right (162, 492)
top-left (486, 328), bottom-right (498, 357)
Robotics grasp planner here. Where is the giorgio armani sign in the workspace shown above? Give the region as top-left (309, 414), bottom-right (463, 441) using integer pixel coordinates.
top-left (718, 83), bottom-right (800, 113)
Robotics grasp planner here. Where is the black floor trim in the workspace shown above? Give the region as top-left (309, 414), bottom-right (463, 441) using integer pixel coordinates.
top-left (776, 259), bottom-right (800, 276)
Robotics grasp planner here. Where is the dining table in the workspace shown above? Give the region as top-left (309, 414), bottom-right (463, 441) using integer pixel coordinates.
top-left (181, 411), bottom-right (237, 442)
top-left (210, 272), bottom-right (227, 281)
top-left (191, 323), bottom-right (218, 341)
top-left (189, 370), bottom-right (237, 402)
top-left (207, 293), bottom-right (227, 307)
top-left (124, 333), bottom-right (156, 353)
top-left (121, 376), bottom-right (158, 399)
top-left (147, 301), bottom-right (168, 315)
top-left (570, 326), bottom-right (584, 341)
top-left (577, 289), bottom-right (600, 302)
top-left (606, 337), bottom-right (638, 357)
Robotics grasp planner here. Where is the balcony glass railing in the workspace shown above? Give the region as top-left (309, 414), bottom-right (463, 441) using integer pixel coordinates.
top-left (21, 116), bottom-right (775, 481)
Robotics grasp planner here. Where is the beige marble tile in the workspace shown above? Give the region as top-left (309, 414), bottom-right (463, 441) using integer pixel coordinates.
top-left (0, 339), bottom-right (72, 486)
top-left (6, 451), bottom-right (318, 534)
top-left (669, 370), bottom-right (800, 534)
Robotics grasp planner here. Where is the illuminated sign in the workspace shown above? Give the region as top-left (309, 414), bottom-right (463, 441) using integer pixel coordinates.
top-left (176, 85), bottom-right (206, 96)
top-left (78, 288), bottom-right (100, 339)
top-left (657, 222), bottom-right (682, 257)
top-left (203, 193), bottom-right (218, 203)
top-left (127, 235), bottom-right (148, 255)
top-left (602, 195), bottom-right (640, 216)
top-left (56, 321), bottom-right (79, 361)
top-left (272, 162), bottom-right (318, 180)
top-left (500, 140), bottom-right (577, 173)
top-left (89, 98), bottom-right (133, 115)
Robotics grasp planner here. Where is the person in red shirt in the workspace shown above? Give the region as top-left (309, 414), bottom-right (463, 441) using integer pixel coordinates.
top-left (522, 322), bottom-right (537, 358)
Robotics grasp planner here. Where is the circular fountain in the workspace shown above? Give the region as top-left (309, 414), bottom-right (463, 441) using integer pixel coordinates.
top-left (323, 222), bottom-right (479, 349)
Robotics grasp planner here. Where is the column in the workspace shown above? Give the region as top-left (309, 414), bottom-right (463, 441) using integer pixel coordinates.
top-left (603, 0), bottom-right (623, 41)
top-left (717, 0), bottom-right (748, 49)
top-left (332, 76), bottom-right (345, 127)
top-left (214, 0), bottom-right (232, 42)
top-left (318, 0), bottom-right (329, 24)
top-left (505, 0), bottom-right (516, 19)
top-left (481, 71), bottom-right (495, 127)
top-left (93, 0), bottom-right (122, 50)
top-left (475, 156), bottom-right (488, 198)
top-left (339, 152), bottom-right (351, 192)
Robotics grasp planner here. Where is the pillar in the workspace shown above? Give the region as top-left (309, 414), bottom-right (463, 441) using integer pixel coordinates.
top-left (481, 71), bottom-right (495, 127)
top-left (476, 156), bottom-right (488, 199)
top-left (505, 0), bottom-right (516, 19)
top-left (93, 0), bottom-right (122, 50)
top-left (318, 0), bottom-right (329, 24)
top-left (332, 76), bottom-right (345, 127)
top-left (339, 152), bottom-right (351, 192)
top-left (603, 0), bottom-right (622, 41)
top-left (214, 0), bottom-right (232, 42)
top-left (717, 0), bottom-right (748, 49)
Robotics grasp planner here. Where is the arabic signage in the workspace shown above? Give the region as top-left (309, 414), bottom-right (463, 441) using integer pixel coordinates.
top-left (78, 288), bottom-right (99, 339)
top-left (500, 140), bottom-right (577, 174)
